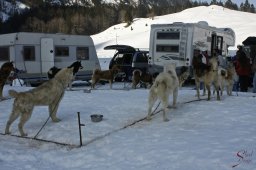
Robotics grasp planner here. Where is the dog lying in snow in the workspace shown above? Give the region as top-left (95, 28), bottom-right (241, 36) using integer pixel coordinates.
top-left (147, 63), bottom-right (179, 121)
top-left (91, 65), bottom-right (120, 89)
top-left (5, 67), bottom-right (74, 136)
top-left (132, 69), bottom-right (154, 89)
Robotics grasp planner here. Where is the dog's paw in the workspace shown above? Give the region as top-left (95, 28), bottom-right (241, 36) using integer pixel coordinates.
top-left (163, 118), bottom-right (170, 122)
top-left (146, 116), bottom-right (152, 121)
top-left (52, 118), bottom-right (61, 122)
top-left (5, 131), bottom-right (11, 135)
top-left (21, 133), bottom-right (28, 137)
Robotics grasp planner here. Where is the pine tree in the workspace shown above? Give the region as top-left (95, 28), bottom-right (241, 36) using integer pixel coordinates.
top-left (124, 8), bottom-right (133, 26)
top-left (250, 4), bottom-right (255, 13)
top-left (243, 0), bottom-right (251, 12)
top-left (210, 0), bottom-right (218, 5)
top-left (224, 0), bottom-right (238, 10)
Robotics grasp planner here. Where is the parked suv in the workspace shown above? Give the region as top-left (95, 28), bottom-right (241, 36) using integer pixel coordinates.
top-left (105, 45), bottom-right (149, 81)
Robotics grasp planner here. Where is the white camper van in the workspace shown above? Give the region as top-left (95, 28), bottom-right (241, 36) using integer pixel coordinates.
top-left (148, 21), bottom-right (235, 76)
top-left (0, 32), bottom-right (100, 85)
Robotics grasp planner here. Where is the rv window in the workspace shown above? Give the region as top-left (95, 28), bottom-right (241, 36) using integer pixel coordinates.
top-left (157, 32), bottom-right (180, 40)
top-left (156, 45), bottom-right (179, 53)
top-left (76, 47), bottom-right (89, 60)
top-left (55, 46), bottom-right (69, 57)
top-left (0, 47), bottom-right (9, 61)
top-left (23, 46), bottom-right (35, 61)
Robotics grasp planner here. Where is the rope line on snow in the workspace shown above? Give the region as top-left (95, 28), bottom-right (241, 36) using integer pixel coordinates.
top-left (0, 132), bottom-right (79, 148)
top-left (83, 97), bottom-right (209, 147)
top-left (0, 97), bottom-right (213, 148)
top-left (33, 91), bottom-right (65, 139)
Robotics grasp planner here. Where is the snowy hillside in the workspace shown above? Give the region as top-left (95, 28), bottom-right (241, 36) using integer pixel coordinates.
top-left (92, 5), bottom-right (256, 58)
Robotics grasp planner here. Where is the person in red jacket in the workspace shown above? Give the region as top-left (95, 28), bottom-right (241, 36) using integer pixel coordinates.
top-left (234, 46), bottom-right (251, 92)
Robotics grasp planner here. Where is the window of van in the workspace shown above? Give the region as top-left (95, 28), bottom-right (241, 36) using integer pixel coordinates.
top-left (76, 47), bottom-right (89, 60)
top-left (113, 53), bottom-right (133, 65)
top-left (135, 53), bottom-right (148, 63)
top-left (55, 46), bottom-right (69, 57)
top-left (0, 46), bottom-right (9, 61)
top-left (122, 54), bottom-right (133, 65)
top-left (23, 46), bottom-right (35, 61)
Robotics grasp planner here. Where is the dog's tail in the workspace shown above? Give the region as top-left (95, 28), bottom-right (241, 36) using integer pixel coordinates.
top-left (152, 74), bottom-right (169, 94)
top-left (9, 90), bottom-right (19, 98)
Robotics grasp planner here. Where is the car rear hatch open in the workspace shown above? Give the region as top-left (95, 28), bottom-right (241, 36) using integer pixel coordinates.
top-left (104, 45), bottom-right (136, 53)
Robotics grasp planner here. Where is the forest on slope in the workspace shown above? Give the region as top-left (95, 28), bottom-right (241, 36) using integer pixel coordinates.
top-left (0, 0), bottom-right (255, 35)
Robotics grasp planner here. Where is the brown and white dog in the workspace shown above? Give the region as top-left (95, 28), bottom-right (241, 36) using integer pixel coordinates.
top-left (132, 69), bottom-right (154, 89)
top-left (0, 61), bottom-right (15, 99)
top-left (91, 65), bottom-right (120, 89)
top-left (5, 67), bottom-right (74, 136)
top-left (147, 63), bottom-right (179, 122)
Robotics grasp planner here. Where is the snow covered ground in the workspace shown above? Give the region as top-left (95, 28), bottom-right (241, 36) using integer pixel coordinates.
top-left (0, 82), bottom-right (256, 170)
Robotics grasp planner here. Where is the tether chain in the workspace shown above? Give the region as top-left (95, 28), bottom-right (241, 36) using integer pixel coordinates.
top-left (33, 91), bottom-right (64, 139)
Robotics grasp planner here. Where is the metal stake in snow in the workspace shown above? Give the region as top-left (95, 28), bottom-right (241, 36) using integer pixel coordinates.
top-left (77, 112), bottom-right (85, 147)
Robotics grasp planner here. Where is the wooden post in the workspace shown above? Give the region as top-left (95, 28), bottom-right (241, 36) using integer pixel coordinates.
top-left (77, 112), bottom-right (85, 147)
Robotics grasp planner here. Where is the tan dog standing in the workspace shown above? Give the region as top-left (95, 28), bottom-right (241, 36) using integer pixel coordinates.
top-left (194, 57), bottom-right (220, 101)
top-left (91, 65), bottom-right (120, 89)
top-left (5, 67), bottom-right (74, 136)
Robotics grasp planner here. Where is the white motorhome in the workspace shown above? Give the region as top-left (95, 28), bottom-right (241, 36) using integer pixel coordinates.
top-left (148, 21), bottom-right (235, 75)
top-left (0, 32), bottom-right (100, 85)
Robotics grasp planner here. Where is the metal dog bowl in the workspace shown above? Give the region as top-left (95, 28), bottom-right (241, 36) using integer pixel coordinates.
top-left (84, 89), bottom-right (91, 93)
top-left (90, 114), bottom-right (103, 122)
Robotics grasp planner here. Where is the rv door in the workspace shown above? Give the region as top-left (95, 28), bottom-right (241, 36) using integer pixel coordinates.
top-left (41, 38), bottom-right (54, 73)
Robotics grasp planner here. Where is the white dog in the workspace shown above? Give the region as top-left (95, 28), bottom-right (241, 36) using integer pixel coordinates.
top-left (147, 63), bottom-right (179, 121)
top-left (5, 67), bottom-right (74, 136)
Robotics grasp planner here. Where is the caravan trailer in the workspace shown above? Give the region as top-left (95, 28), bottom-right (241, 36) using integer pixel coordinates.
top-left (0, 32), bottom-right (100, 85)
top-left (148, 21), bottom-right (235, 76)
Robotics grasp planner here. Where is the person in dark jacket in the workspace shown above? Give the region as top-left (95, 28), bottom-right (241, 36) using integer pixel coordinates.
top-left (234, 46), bottom-right (251, 92)
top-left (252, 55), bottom-right (256, 93)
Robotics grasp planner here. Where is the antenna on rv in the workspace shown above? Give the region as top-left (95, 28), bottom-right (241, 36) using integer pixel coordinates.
top-left (116, 33), bottom-right (119, 44)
